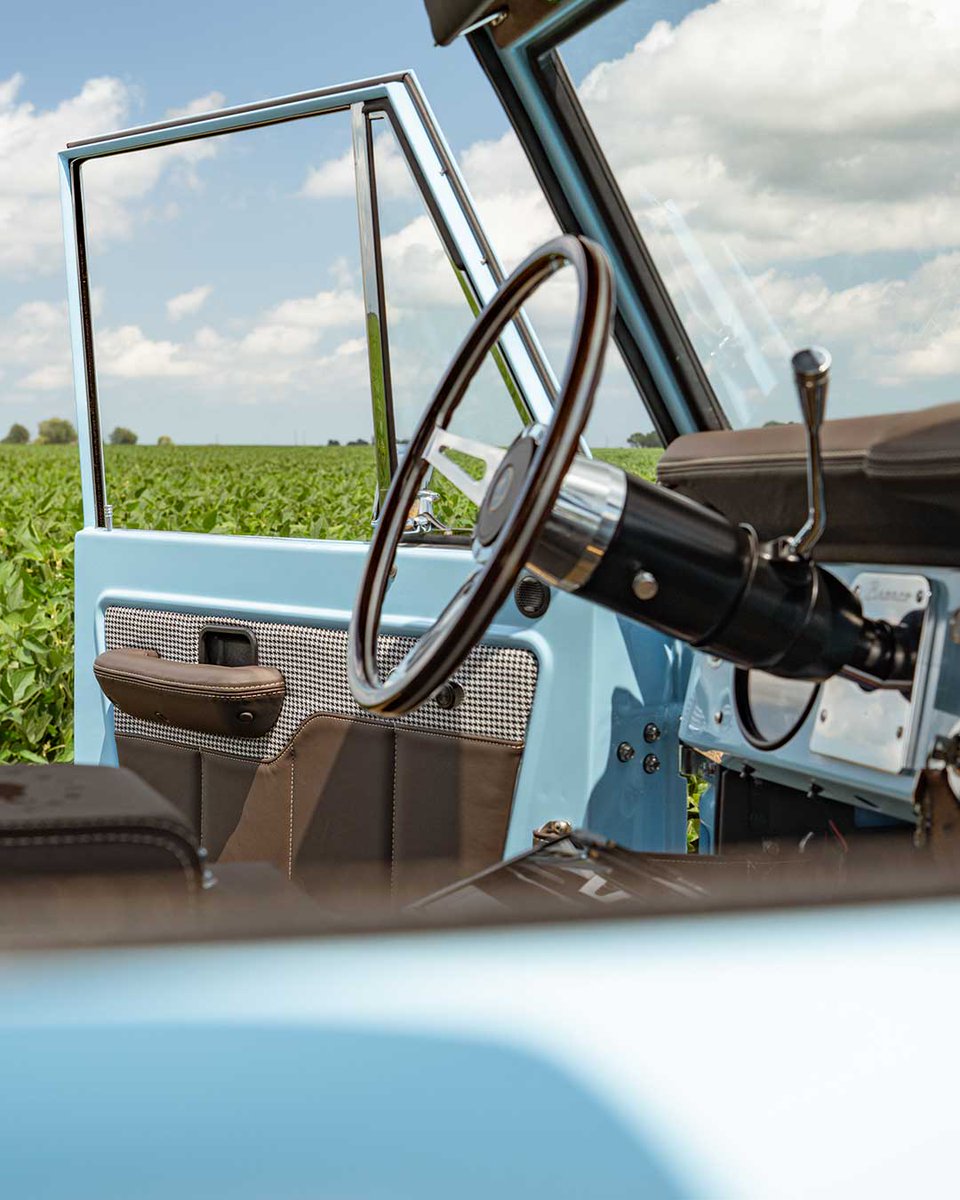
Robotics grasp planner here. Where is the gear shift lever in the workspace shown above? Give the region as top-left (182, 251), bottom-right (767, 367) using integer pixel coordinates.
top-left (787, 346), bottom-right (831, 557)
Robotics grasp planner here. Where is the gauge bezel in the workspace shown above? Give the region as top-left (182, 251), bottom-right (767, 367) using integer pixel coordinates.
top-left (733, 668), bottom-right (821, 752)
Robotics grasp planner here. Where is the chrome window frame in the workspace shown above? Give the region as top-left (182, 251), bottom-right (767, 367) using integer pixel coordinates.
top-left (59, 72), bottom-right (558, 530)
top-left (351, 103), bottom-right (398, 504)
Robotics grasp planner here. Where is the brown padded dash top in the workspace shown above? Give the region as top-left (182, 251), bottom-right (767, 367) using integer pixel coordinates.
top-left (656, 401), bottom-right (960, 565)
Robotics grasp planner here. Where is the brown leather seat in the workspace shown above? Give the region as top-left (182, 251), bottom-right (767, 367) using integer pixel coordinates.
top-left (0, 763), bottom-right (201, 888)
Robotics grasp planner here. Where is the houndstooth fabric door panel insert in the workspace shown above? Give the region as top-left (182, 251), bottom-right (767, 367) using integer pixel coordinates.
top-left (103, 606), bottom-right (538, 760)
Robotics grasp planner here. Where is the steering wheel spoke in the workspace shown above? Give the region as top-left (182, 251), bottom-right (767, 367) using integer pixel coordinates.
top-left (423, 428), bottom-right (505, 506)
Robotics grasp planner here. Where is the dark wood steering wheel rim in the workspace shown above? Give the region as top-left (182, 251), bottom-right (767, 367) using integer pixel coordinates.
top-left (348, 234), bottom-right (614, 716)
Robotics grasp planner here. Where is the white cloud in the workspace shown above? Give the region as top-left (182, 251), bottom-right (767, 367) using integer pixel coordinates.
top-left (240, 288), bottom-right (365, 356)
top-left (738, 250), bottom-right (960, 396)
top-left (299, 129), bottom-right (416, 201)
top-left (0, 74), bottom-right (128, 276)
top-left (575, 0), bottom-right (960, 268)
top-left (299, 147), bottom-right (353, 200)
top-left (111, 286), bottom-right (366, 395)
top-left (97, 324), bottom-right (206, 379)
top-left (0, 75), bottom-right (226, 279)
top-left (379, 215), bottom-right (466, 311)
top-left (0, 275), bottom-right (367, 416)
top-left (460, 133), bottom-right (559, 271)
top-left (166, 283), bottom-right (213, 321)
top-left (19, 363), bottom-right (72, 392)
top-left (0, 299), bottom-right (71, 392)
top-left (162, 92), bottom-right (226, 122)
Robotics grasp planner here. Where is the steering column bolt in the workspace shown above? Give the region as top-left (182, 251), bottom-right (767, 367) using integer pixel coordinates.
top-left (632, 570), bottom-right (658, 601)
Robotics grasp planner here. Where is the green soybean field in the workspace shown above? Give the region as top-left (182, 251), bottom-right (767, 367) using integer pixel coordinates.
top-left (0, 443), bottom-right (661, 764)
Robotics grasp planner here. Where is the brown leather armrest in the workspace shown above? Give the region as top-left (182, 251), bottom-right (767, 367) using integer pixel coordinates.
top-left (94, 648), bottom-right (285, 738)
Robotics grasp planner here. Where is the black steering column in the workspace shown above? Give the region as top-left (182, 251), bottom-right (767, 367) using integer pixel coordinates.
top-left (529, 454), bottom-right (913, 685)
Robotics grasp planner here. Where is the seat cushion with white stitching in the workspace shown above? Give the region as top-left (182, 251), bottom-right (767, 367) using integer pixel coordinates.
top-left (0, 764), bottom-right (202, 888)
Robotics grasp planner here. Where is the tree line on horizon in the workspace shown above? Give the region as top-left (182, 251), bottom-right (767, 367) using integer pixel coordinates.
top-left (3, 419), bottom-right (663, 449)
top-left (1, 420), bottom-right (163, 446)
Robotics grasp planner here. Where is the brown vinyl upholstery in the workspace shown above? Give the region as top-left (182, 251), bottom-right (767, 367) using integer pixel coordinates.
top-left (117, 717), bottom-right (522, 900)
top-left (0, 764), bottom-right (201, 889)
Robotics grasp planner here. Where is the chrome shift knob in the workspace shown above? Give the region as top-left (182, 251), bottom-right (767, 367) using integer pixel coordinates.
top-left (787, 346), bottom-right (831, 558)
top-left (791, 346), bottom-right (831, 432)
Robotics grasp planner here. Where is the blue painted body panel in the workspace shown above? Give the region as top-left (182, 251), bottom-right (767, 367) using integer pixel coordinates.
top-left (74, 528), bottom-right (689, 854)
top-left (3, 899), bottom-right (960, 1197)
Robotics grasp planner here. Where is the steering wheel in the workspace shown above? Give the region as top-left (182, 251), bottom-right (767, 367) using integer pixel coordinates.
top-left (348, 234), bottom-right (614, 716)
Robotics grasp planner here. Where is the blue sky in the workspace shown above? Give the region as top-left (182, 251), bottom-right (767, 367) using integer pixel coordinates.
top-left (2, 2), bottom-right (502, 145)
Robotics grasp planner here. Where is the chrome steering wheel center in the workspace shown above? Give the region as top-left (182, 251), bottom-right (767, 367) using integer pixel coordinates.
top-left (347, 235), bottom-right (615, 717)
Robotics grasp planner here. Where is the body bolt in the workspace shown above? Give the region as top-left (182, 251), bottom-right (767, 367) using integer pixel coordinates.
top-left (643, 753), bottom-right (661, 774)
top-left (714, 710), bottom-right (723, 725)
top-left (616, 742), bottom-right (635, 763)
top-left (643, 722), bottom-right (661, 743)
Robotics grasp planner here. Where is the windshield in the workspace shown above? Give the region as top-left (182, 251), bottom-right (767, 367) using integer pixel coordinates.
top-left (560, 0), bottom-right (960, 428)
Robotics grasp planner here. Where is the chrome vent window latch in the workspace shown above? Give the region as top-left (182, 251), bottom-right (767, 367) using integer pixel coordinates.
top-left (406, 489), bottom-right (450, 535)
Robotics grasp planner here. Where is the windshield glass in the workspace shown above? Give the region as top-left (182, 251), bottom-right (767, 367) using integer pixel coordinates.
top-left (560, 0), bottom-right (960, 427)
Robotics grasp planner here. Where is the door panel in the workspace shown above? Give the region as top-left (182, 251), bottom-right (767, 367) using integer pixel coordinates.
top-left (75, 529), bottom-right (688, 857)
top-left (102, 600), bottom-right (535, 890)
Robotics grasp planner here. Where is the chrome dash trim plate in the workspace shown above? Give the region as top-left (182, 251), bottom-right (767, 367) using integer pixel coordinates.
top-left (809, 572), bottom-right (933, 774)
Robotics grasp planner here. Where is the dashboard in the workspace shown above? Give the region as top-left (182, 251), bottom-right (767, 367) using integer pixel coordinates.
top-left (680, 564), bottom-right (960, 828)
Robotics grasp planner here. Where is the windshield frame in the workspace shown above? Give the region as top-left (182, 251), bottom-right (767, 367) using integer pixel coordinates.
top-left (466, 0), bottom-right (729, 441)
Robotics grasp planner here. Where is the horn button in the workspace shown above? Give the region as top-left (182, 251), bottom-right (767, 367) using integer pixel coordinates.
top-left (474, 434), bottom-right (537, 547)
